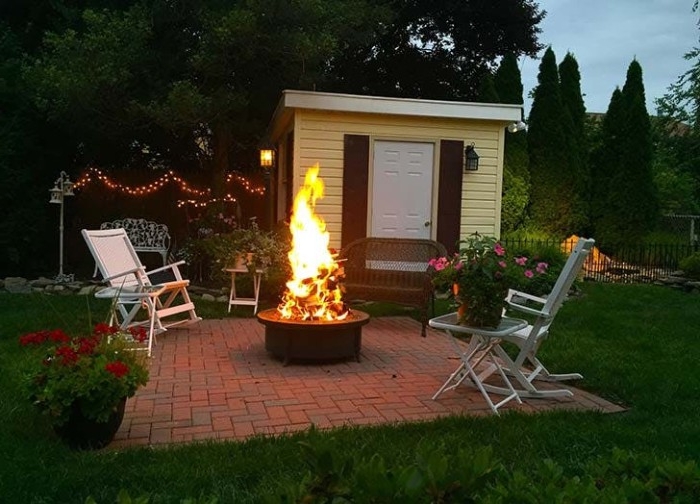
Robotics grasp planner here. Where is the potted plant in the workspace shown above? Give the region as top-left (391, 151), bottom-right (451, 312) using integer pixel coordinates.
top-left (429, 233), bottom-right (551, 328)
top-left (19, 323), bottom-right (150, 449)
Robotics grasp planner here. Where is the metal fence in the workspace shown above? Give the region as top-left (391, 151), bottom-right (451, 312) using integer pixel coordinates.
top-left (501, 238), bottom-right (697, 284)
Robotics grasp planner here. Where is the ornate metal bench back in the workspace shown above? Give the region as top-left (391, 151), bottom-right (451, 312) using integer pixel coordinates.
top-left (100, 218), bottom-right (171, 251)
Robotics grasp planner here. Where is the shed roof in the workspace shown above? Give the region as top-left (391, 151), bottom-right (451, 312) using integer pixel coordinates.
top-left (266, 90), bottom-right (523, 140)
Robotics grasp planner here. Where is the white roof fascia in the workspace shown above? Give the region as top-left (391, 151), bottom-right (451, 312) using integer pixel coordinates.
top-left (281, 89), bottom-right (522, 122)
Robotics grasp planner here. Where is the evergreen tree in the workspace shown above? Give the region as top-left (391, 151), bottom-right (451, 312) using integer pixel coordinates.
top-left (593, 60), bottom-right (659, 244)
top-left (477, 72), bottom-right (499, 103)
top-left (558, 52), bottom-right (589, 233)
top-left (494, 53), bottom-right (529, 233)
top-left (617, 60), bottom-right (659, 239)
top-left (591, 88), bottom-right (624, 241)
top-left (527, 47), bottom-right (573, 235)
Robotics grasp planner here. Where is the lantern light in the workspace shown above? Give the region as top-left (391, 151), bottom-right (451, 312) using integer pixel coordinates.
top-left (464, 143), bottom-right (480, 172)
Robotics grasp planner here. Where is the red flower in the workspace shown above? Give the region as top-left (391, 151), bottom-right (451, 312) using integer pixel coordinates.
top-left (19, 330), bottom-right (50, 346)
top-left (76, 337), bottom-right (99, 355)
top-left (105, 361), bottom-right (129, 378)
top-left (93, 323), bottom-right (120, 336)
top-left (48, 329), bottom-right (70, 343)
top-left (55, 346), bottom-right (79, 366)
top-left (128, 326), bottom-right (148, 343)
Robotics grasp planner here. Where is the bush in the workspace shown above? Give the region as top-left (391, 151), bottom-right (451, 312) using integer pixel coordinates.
top-left (268, 443), bottom-right (700, 503)
top-left (679, 252), bottom-right (700, 280)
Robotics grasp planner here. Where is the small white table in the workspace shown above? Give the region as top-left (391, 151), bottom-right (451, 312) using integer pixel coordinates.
top-left (224, 267), bottom-right (265, 314)
top-left (429, 313), bottom-right (528, 415)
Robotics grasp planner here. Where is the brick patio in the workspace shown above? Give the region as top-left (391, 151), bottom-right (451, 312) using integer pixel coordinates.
top-left (113, 316), bottom-right (624, 448)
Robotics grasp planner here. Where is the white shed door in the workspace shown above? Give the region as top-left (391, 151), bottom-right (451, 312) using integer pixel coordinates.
top-left (371, 140), bottom-right (434, 238)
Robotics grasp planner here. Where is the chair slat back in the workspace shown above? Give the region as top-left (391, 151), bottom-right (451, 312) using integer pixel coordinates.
top-left (82, 228), bottom-right (150, 290)
top-left (541, 237), bottom-right (595, 318)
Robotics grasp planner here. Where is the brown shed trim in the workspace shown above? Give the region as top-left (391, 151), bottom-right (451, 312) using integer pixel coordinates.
top-left (341, 135), bottom-right (370, 248)
top-left (437, 140), bottom-right (464, 254)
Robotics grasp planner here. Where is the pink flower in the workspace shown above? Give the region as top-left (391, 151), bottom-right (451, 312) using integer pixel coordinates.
top-left (515, 256), bottom-right (527, 266)
top-left (494, 243), bottom-right (505, 256)
top-left (536, 262), bottom-right (548, 274)
top-left (498, 260), bottom-right (507, 269)
top-left (454, 261), bottom-right (463, 270)
top-left (524, 270), bottom-right (534, 278)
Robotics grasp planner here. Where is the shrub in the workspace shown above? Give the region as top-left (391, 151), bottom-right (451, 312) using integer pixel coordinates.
top-left (679, 252), bottom-right (700, 280)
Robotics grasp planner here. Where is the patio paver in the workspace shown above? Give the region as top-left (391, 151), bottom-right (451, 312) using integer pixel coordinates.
top-left (112, 316), bottom-right (624, 447)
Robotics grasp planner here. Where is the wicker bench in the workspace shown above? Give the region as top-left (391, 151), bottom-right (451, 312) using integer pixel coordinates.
top-left (99, 218), bottom-right (171, 266)
top-left (339, 237), bottom-right (448, 337)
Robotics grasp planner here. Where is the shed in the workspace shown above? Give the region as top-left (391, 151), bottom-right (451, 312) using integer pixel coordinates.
top-left (264, 90), bottom-right (522, 253)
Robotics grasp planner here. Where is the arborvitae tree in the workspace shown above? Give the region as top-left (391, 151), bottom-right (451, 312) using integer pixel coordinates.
top-left (594, 60), bottom-right (659, 244)
top-left (591, 88), bottom-right (624, 240)
top-left (527, 47), bottom-right (573, 236)
top-left (558, 52), bottom-right (589, 233)
top-left (476, 72), bottom-right (499, 103)
top-left (494, 53), bottom-right (529, 233)
top-left (617, 60), bottom-right (659, 239)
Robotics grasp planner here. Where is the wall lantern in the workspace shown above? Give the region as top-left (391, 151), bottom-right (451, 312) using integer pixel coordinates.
top-left (259, 147), bottom-right (275, 169)
top-left (464, 143), bottom-right (479, 172)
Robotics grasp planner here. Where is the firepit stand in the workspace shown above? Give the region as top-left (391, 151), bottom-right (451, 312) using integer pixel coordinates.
top-left (256, 309), bottom-right (370, 365)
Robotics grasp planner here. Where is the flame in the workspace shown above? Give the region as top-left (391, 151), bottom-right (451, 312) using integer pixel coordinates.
top-left (277, 164), bottom-right (348, 321)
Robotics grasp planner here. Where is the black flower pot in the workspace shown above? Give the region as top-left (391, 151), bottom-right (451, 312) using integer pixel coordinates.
top-left (53, 398), bottom-right (127, 450)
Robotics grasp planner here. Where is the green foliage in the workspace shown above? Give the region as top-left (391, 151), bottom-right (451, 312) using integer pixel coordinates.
top-left (593, 60), bottom-right (659, 245)
top-left (325, 0), bottom-right (545, 101)
top-left (477, 71), bottom-right (499, 102)
top-left (528, 47), bottom-right (577, 235)
top-left (274, 443), bottom-right (700, 503)
top-left (679, 252), bottom-right (700, 279)
top-left (493, 53), bottom-right (523, 105)
top-left (501, 166), bottom-right (530, 233)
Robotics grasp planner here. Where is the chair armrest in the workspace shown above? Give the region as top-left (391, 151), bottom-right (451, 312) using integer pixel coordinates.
top-left (505, 289), bottom-right (549, 317)
top-left (146, 260), bottom-right (186, 276)
top-left (102, 266), bottom-right (145, 283)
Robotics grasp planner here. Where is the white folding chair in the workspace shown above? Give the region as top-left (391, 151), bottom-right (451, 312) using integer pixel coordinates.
top-left (430, 237), bottom-right (595, 411)
top-left (82, 228), bottom-right (201, 356)
top-left (485, 237), bottom-right (595, 399)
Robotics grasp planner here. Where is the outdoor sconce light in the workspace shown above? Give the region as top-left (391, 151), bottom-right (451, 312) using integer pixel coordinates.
top-left (507, 120), bottom-right (528, 133)
top-left (259, 148), bottom-right (275, 169)
top-left (464, 143), bottom-right (479, 172)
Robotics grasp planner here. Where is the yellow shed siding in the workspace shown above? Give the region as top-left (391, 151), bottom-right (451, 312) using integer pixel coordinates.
top-left (289, 109), bottom-right (505, 248)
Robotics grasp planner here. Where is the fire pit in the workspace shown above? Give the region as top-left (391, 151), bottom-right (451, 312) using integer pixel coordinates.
top-left (257, 309), bottom-right (369, 364)
top-left (258, 164), bottom-right (371, 365)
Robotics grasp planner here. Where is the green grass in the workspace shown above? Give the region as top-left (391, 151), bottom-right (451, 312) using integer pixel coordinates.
top-left (1, 284), bottom-right (700, 502)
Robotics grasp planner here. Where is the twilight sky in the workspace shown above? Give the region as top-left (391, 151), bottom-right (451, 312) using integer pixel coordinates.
top-left (520, 0), bottom-right (699, 115)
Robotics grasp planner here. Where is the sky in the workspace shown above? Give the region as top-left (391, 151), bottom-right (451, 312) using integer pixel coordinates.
top-left (520, 0), bottom-right (699, 115)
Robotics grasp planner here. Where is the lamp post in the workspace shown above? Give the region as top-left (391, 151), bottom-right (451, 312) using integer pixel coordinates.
top-left (49, 171), bottom-right (75, 282)
top-left (259, 146), bottom-right (275, 229)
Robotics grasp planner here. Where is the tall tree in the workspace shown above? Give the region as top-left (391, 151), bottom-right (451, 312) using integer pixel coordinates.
top-left (476, 72), bottom-right (499, 102)
top-left (324, 0), bottom-right (545, 101)
top-left (494, 53), bottom-right (529, 233)
top-left (527, 47), bottom-right (574, 235)
top-left (558, 52), bottom-right (589, 233)
top-left (593, 61), bottom-right (658, 244)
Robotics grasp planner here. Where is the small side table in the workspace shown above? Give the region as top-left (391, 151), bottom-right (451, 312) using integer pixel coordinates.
top-left (429, 313), bottom-right (528, 414)
top-left (224, 267), bottom-right (264, 314)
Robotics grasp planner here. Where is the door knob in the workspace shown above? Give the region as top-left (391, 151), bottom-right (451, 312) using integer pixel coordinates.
top-left (424, 221), bottom-right (431, 227)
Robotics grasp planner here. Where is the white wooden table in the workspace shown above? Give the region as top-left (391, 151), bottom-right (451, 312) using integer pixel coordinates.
top-left (224, 267), bottom-right (264, 314)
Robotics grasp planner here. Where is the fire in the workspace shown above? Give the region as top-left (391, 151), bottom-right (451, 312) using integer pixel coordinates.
top-left (277, 164), bottom-right (348, 321)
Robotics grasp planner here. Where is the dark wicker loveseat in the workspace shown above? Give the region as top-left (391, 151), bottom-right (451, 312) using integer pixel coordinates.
top-left (338, 237), bottom-right (448, 336)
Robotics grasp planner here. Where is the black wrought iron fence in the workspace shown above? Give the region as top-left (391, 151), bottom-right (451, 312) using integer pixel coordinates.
top-left (500, 238), bottom-right (696, 284)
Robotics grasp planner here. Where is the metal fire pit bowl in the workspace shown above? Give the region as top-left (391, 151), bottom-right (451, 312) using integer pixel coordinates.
top-left (256, 309), bottom-right (370, 365)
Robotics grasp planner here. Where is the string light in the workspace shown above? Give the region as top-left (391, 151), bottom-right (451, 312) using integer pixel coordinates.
top-left (176, 194), bottom-right (240, 208)
top-left (73, 166), bottom-right (266, 200)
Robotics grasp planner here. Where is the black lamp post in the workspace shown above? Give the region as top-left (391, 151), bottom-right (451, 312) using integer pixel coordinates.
top-left (259, 146), bottom-right (275, 228)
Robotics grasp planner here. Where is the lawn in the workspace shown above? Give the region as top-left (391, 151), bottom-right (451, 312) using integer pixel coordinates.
top-left (1, 283), bottom-right (699, 502)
